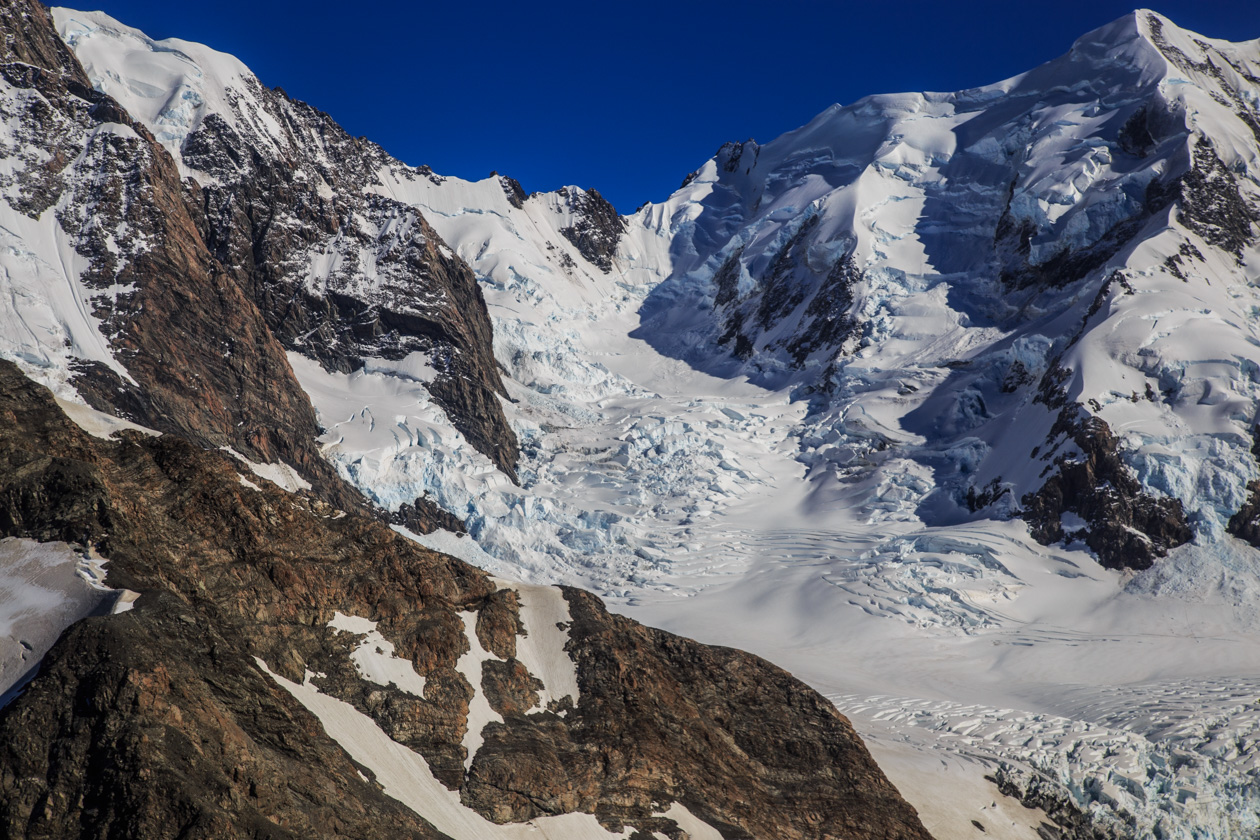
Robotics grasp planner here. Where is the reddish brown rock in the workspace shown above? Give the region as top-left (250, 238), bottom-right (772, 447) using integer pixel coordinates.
top-left (0, 359), bottom-right (932, 839)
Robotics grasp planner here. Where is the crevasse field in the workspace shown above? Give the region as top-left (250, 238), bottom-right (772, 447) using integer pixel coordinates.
top-left (11, 8), bottom-right (1260, 838)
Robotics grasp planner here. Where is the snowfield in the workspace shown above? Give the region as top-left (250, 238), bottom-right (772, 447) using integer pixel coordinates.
top-left (0, 538), bottom-right (136, 706)
top-left (45, 7), bottom-right (1260, 838)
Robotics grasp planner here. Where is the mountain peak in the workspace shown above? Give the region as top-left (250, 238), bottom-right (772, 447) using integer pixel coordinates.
top-left (1072, 8), bottom-right (1260, 82)
top-left (6, 5), bottom-right (1260, 840)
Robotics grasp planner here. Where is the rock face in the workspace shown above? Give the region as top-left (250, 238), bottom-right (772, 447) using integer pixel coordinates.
top-left (2, 1), bottom-right (516, 492)
top-left (1014, 360), bottom-right (1193, 570)
top-left (0, 0), bottom-right (370, 512)
top-left (554, 186), bottom-right (625, 272)
top-left (0, 359), bottom-right (933, 840)
top-left (182, 97), bottom-right (519, 477)
top-left (1227, 430), bottom-right (1260, 546)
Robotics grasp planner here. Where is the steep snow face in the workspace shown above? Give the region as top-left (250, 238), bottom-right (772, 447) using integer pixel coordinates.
top-left (0, 50), bottom-right (145, 402)
top-left (0, 539), bottom-right (134, 704)
top-left (54, 9), bottom-right (280, 169)
top-left (629, 10), bottom-right (1260, 555)
top-left (53, 9), bottom-right (1260, 837)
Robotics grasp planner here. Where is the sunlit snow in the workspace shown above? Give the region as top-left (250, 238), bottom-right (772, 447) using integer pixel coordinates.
top-left (53, 7), bottom-right (1260, 837)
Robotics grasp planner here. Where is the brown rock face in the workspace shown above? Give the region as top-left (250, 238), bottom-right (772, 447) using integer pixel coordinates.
top-left (1020, 364), bottom-right (1192, 570)
top-left (473, 588), bottom-right (934, 840)
top-left (0, 360), bottom-right (932, 839)
top-left (180, 77), bottom-right (518, 478)
top-left (1, 0), bottom-right (516, 513)
top-left (0, 0), bottom-right (83, 80)
top-left (0, 0), bottom-right (367, 514)
top-left (1228, 430), bottom-right (1260, 547)
top-left (0, 602), bottom-right (448, 840)
top-left (555, 187), bottom-right (626, 273)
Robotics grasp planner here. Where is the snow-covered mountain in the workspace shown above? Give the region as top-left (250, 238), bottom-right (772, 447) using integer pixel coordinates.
top-left (0, 3), bottom-right (933, 840)
top-left (5, 2), bottom-right (1260, 838)
top-left (637, 11), bottom-right (1260, 563)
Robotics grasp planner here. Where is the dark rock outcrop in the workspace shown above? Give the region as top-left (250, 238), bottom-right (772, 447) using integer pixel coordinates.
top-left (1161, 138), bottom-right (1257, 261)
top-left (391, 495), bottom-right (468, 536)
top-left (717, 139), bottom-right (760, 174)
top-left (496, 173), bottom-right (528, 209)
top-left (991, 765), bottom-right (1126, 840)
top-left (1019, 365), bottom-right (1192, 570)
top-left (785, 253), bottom-right (860, 365)
top-left (0, 360), bottom-right (933, 840)
top-left (556, 187), bottom-right (625, 273)
top-left (1227, 429), bottom-right (1260, 546)
top-left (713, 233), bottom-right (860, 370)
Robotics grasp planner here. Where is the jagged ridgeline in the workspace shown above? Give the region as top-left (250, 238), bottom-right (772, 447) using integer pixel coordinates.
top-left (0, 1), bottom-right (932, 838)
top-left (6, 0), bottom-right (1260, 836)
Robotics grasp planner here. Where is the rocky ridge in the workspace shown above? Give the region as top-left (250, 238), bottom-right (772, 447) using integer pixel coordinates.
top-left (0, 0), bottom-right (372, 512)
top-left (0, 358), bottom-right (932, 840)
top-left (176, 89), bottom-right (520, 478)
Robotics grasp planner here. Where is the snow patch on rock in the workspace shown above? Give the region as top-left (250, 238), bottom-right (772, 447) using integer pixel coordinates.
top-left (455, 610), bottom-right (504, 770)
top-left (329, 611), bottom-right (427, 698)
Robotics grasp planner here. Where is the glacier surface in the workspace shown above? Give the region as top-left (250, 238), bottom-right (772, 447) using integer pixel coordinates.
top-left (48, 8), bottom-right (1260, 837)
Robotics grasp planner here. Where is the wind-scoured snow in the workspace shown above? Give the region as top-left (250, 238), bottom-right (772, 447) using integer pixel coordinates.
top-left (55, 8), bottom-right (1260, 837)
top-left (329, 611), bottom-right (428, 698)
top-left (220, 446), bottom-right (312, 493)
top-left (55, 397), bottom-right (160, 440)
top-left (497, 580), bottom-right (579, 712)
top-left (454, 610), bottom-right (504, 770)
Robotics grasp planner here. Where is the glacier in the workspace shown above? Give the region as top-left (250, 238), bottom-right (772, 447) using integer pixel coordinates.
top-left (43, 7), bottom-right (1260, 838)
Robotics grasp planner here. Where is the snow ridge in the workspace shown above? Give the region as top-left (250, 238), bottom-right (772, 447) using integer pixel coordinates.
top-left (50, 9), bottom-right (1260, 837)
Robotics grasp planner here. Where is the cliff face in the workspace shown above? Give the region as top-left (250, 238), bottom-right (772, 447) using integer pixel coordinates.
top-left (50, 6), bottom-right (517, 480)
top-left (1, 0), bottom-right (516, 502)
top-left (181, 89), bottom-right (519, 478)
top-left (0, 358), bottom-right (932, 840)
top-left (0, 0), bottom-right (369, 511)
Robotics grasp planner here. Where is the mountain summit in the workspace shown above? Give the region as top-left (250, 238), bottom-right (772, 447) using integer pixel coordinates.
top-left (2, 3), bottom-right (1260, 839)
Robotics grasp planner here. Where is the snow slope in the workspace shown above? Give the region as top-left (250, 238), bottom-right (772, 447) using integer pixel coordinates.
top-left (50, 8), bottom-right (1260, 837)
top-left (0, 539), bottom-right (135, 705)
top-left (0, 88), bottom-right (141, 401)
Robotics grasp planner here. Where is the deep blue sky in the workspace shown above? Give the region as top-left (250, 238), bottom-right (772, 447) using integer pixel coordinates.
top-left (75, 1), bottom-right (1259, 212)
